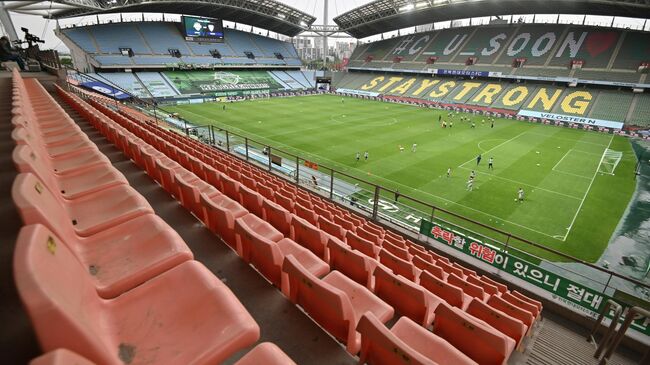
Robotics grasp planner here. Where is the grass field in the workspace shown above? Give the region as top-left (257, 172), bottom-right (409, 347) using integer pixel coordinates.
top-left (163, 94), bottom-right (637, 263)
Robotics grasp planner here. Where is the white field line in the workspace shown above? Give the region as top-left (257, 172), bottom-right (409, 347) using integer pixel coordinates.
top-left (552, 149), bottom-right (573, 171)
top-left (457, 166), bottom-right (582, 200)
top-left (525, 132), bottom-right (610, 147)
top-left (562, 135), bottom-right (615, 241)
top-left (551, 149), bottom-right (593, 180)
top-left (178, 105), bottom-right (565, 239)
top-left (459, 131), bottom-right (529, 168)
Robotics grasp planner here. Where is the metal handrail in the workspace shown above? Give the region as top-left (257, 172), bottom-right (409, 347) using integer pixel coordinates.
top-left (588, 300), bottom-right (623, 358)
top-left (598, 306), bottom-right (650, 364)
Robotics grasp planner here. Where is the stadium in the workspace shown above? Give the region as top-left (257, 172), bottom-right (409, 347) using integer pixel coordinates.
top-left (1, 0), bottom-right (649, 363)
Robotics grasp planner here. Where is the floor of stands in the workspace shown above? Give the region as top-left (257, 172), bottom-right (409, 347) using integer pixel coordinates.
top-left (0, 72), bottom-right (643, 364)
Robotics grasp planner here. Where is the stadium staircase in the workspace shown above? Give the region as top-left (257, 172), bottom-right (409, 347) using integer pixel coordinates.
top-left (2, 71), bottom-right (644, 364)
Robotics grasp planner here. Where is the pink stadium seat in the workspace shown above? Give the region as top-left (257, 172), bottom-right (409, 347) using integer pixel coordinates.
top-left (467, 275), bottom-right (500, 297)
top-left (412, 255), bottom-right (447, 281)
top-left (175, 171), bottom-right (220, 222)
top-left (434, 260), bottom-right (465, 279)
top-left (154, 157), bottom-right (180, 193)
top-left (234, 343), bottom-right (296, 365)
top-left (501, 292), bottom-right (540, 319)
top-left (244, 221), bottom-right (329, 288)
top-left (378, 249), bottom-right (420, 282)
top-left (447, 273), bottom-right (489, 302)
top-left (381, 240), bottom-right (411, 261)
top-left (203, 165), bottom-right (223, 190)
top-left (372, 265), bottom-right (441, 327)
top-left (238, 185), bottom-right (265, 218)
top-left (220, 173), bottom-right (241, 201)
top-left (14, 224), bottom-right (260, 365)
top-left (428, 250), bottom-right (450, 264)
top-left (356, 226), bottom-right (382, 245)
top-left (409, 247), bottom-right (434, 262)
top-left (294, 202), bottom-right (318, 225)
top-left (327, 237), bottom-right (377, 288)
top-left (363, 223), bottom-right (384, 239)
top-left (334, 214), bottom-right (356, 232)
top-left (235, 213), bottom-right (283, 258)
top-left (12, 144), bottom-right (128, 200)
top-left (29, 348), bottom-right (96, 365)
top-left (200, 192), bottom-right (249, 249)
top-left (274, 191), bottom-right (295, 212)
top-left (432, 304), bottom-right (516, 365)
top-left (291, 215), bottom-right (328, 260)
top-left (419, 270), bottom-right (471, 310)
top-left (318, 216), bottom-right (346, 240)
top-left (295, 194), bottom-right (312, 210)
top-left (13, 172), bottom-right (153, 238)
top-left (452, 262), bottom-right (477, 278)
top-left (346, 230), bottom-right (380, 259)
top-left (262, 198), bottom-right (292, 237)
top-left (487, 295), bottom-right (535, 333)
top-left (356, 313), bottom-right (479, 365)
top-left (313, 204), bottom-right (334, 222)
top-left (480, 275), bottom-right (509, 294)
top-left (511, 290), bottom-right (543, 313)
top-left (256, 183), bottom-right (275, 201)
top-left (283, 255), bottom-right (394, 354)
top-left (466, 298), bottom-right (527, 347)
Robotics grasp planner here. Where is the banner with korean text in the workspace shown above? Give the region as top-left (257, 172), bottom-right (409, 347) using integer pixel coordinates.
top-left (419, 219), bottom-right (649, 336)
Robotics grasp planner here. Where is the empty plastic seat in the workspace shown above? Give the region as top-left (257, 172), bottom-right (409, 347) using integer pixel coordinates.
top-left (502, 292), bottom-right (540, 319)
top-left (432, 304), bottom-right (516, 365)
top-left (334, 215), bottom-right (356, 232)
top-left (318, 215), bottom-right (346, 240)
top-left (13, 172), bottom-right (153, 238)
top-left (346, 230), bottom-right (380, 258)
top-left (466, 298), bottom-right (527, 347)
top-left (487, 295), bottom-right (535, 332)
top-left (480, 275), bottom-right (508, 294)
top-left (175, 171), bottom-right (220, 222)
top-left (356, 226), bottom-right (382, 245)
top-left (262, 198), bottom-right (292, 237)
top-left (434, 260), bottom-right (465, 279)
top-left (14, 224), bottom-right (260, 365)
top-left (356, 313), bottom-right (479, 365)
top-left (372, 265), bottom-right (441, 327)
top-left (412, 255), bottom-right (447, 281)
top-left (274, 191), bottom-right (295, 212)
top-left (381, 240), bottom-right (411, 261)
top-left (235, 213), bottom-right (283, 258)
top-left (257, 183), bottom-right (275, 201)
top-left (447, 273), bottom-right (489, 302)
top-left (419, 270), bottom-right (471, 310)
top-left (512, 290), bottom-right (543, 313)
top-left (200, 192), bottom-right (249, 249)
top-left (452, 262), bottom-right (477, 278)
top-left (294, 202), bottom-right (318, 225)
top-left (378, 249), bottom-right (420, 282)
top-left (327, 237), bottom-right (377, 288)
top-left (220, 173), bottom-right (241, 201)
top-left (291, 215), bottom-right (328, 260)
top-left (283, 255), bottom-right (394, 354)
top-left (467, 275), bottom-right (500, 297)
top-left (313, 204), bottom-right (334, 222)
top-left (234, 343), bottom-right (296, 365)
top-left (13, 144), bottom-right (128, 200)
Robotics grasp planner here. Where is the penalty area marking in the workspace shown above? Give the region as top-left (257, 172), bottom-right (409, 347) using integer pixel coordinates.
top-left (477, 138), bottom-right (507, 152)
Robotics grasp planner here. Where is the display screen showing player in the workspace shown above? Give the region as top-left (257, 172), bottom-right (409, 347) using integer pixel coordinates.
top-left (182, 15), bottom-right (224, 42)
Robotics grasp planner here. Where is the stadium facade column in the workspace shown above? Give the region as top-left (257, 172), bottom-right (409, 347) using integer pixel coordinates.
top-left (0, 1), bottom-right (19, 42)
top-left (323, 0), bottom-right (328, 65)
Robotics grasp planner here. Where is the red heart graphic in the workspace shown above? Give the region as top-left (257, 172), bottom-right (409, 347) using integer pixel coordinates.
top-left (585, 32), bottom-right (617, 57)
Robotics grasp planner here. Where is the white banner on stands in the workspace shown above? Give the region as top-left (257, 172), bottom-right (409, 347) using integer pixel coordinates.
top-left (517, 110), bottom-right (624, 129)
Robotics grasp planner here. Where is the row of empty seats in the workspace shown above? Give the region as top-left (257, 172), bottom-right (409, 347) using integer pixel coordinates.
top-left (9, 69), bottom-right (297, 365)
top-left (70, 86), bottom-right (545, 365)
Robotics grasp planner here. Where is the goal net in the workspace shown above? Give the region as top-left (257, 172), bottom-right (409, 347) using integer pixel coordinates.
top-left (598, 149), bottom-right (622, 175)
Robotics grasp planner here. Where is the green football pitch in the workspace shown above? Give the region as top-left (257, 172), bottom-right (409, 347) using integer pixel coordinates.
top-left (163, 94), bottom-right (637, 263)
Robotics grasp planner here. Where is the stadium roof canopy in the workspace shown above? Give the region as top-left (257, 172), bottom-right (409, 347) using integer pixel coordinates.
top-left (3, 0), bottom-right (316, 37)
top-left (334, 0), bottom-right (650, 38)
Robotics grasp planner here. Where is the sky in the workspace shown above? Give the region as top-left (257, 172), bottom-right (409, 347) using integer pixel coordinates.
top-left (1, 0), bottom-right (648, 52)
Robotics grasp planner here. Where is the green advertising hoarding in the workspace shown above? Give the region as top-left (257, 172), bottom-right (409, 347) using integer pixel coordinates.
top-left (419, 220), bottom-right (650, 336)
top-left (164, 70), bottom-right (283, 95)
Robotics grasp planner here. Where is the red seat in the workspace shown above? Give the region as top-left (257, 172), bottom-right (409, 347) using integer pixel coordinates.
top-left (318, 215), bottom-right (346, 240)
top-left (412, 255), bottom-right (447, 281)
top-left (13, 144), bottom-right (128, 200)
top-left (175, 171), bottom-right (220, 222)
top-left (239, 185), bottom-right (265, 218)
top-left (501, 292), bottom-right (540, 319)
top-left (234, 343), bottom-right (296, 365)
top-left (313, 204), bottom-right (333, 221)
top-left (381, 240), bottom-right (412, 261)
top-left (262, 198), bottom-right (292, 237)
top-left (378, 249), bottom-right (420, 282)
top-left (327, 237), bottom-right (377, 288)
top-left (434, 260), bottom-right (465, 279)
top-left (511, 290), bottom-right (543, 313)
top-left (452, 262), bottom-right (477, 278)
top-left (447, 273), bottom-right (489, 302)
top-left (356, 226), bottom-right (382, 245)
top-left (235, 213), bottom-right (283, 258)
top-left (466, 275), bottom-right (499, 296)
top-left (257, 184), bottom-right (275, 201)
top-left (13, 172), bottom-right (153, 238)
top-left (14, 224), bottom-right (260, 365)
top-left (29, 349), bottom-right (96, 365)
top-left (220, 173), bottom-right (241, 201)
top-left (419, 270), bottom-right (471, 310)
top-left (432, 304), bottom-right (516, 365)
top-left (356, 313), bottom-right (479, 365)
top-left (372, 265), bottom-right (441, 327)
top-left (274, 191), bottom-right (295, 212)
top-left (291, 215), bottom-right (328, 261)
top-left (283, 255), bottom-right (394, 354)
top-left (466, 298), bottom-right (527, 347)
top-left (294, 202), bottom-right (318, 225)
top-left (480, 275), bottom-right (509, 295)
top-left (200, 192), bottom-right (249, 249)
top-left (346, 230), bottom-right (380, 258)
top-left (333, 215), bottom-right (356, 232)
top-left (487, 295), bottom-right (535, 332)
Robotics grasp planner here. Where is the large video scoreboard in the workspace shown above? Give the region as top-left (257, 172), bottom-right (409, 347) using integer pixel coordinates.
top-left (182, 15), bottom-right (224, 42)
